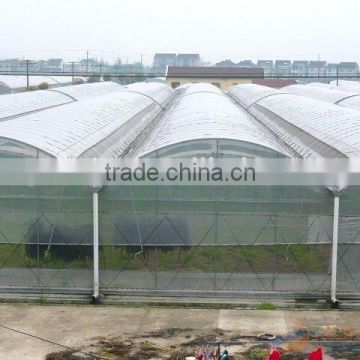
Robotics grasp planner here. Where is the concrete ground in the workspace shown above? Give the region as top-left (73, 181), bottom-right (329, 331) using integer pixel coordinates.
top-left (0, 304), bottom-right (360, 359)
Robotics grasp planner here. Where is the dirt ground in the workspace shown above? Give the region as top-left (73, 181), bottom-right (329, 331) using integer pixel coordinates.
top-left (0, 304), bottom-right (360, 359)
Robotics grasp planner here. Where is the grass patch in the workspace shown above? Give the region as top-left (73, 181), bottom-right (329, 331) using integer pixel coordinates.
top-left (98, 339), bottom-right (132, 357)
top-left (256, 302), bottom-right (277, 310)
top-left (139, 341), bottom-right (160, 352)
top-left (244, 346), bottom-right (269, 360)
top-left (0, 243), bottom-right (331, 274)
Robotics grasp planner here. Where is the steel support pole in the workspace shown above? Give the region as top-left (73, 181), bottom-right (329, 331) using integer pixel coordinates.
top-left (92, 191), bottom-right (100, 303)
top-left (330, 195), bottom-right (340, 307)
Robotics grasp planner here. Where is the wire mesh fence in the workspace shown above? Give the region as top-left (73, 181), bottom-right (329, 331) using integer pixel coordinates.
top-left (0, 185), bottom-right (358, 297)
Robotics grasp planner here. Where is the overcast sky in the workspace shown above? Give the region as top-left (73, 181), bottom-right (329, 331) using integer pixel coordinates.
top-left (0, 0), bottom-right (359, 65)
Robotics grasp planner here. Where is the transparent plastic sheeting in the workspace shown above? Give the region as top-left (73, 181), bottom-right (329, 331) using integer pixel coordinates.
top-left (124, 82), bottom-right (174, 108)
top-left (1, 185), bottom-right (360, 294)
top-left (227, 84), bottom-right (360, 158)
top-left (140, 83), bottom-right (291, 158)
top-left (283, 84), bottom-right (360, 112)
top-left (51, 82), bottom-right (123, 101)
top-left (305, 82), bottom-right (333, 89)
top-left (225, 83), bottom-right (284, 109)
top-left (330, 80), bottom-right (360, 92)
top-left (307, 80), bottom-right (360, 92)
top-left (284, 84), bottom-right (356, 104)
top-left (177, 82), bottom-right (224, 96)
top-left (0, 83), bottom-right (173, 158)
top-left (0, 75), bottom-right (72, 89)
top-left (0, 90), bottom-right (73, 121)
top-left (0, 82), bottom-right (124, 121)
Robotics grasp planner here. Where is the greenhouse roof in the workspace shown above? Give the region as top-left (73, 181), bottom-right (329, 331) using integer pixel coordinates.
top-left (0, 83), bottom-right (172, 158)
top-left (225, 83), bottom-right (285, 109)
top-left (124, 82), bottom-right (174, 108)
top-left (2, 81), bottom-right (360, 159)
top-left (51, 81), bottom-right (123, 101)
top-left (140, 83), bottom-right (292, 157)
top-left (0, 82), bottom-right (124, 121)
top-left (0, 90), bottom-right (72, 121)
top-left (283, 84), bottom-right (360, 111)
top-left (0, 75), bottom-right (73, 89)
top-left (228, 84), bottom-right (360, 158)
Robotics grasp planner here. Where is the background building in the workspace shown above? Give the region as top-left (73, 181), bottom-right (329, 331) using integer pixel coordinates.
top-left (338, 62), bottom-right (359, 77)
top-left (252, 78), bottom-right (296, 88)
top-left (166, 66), bottom-right (264, 89)
top-left (152, 53), bottom-right (177, 72)
top-left (152, 53), bottom-right (202, 73)
top-left (257, 60), bottom-right (273, 76)
top-left (326, 63), bottom-right (338, 77)
top-left (175, 53), bottom-right (201, 67)
top-left (308, 61), bottom-right (327, 77)
top-left (215, 59), bottom-right (237, 67)
top-left (274, 60), bottom-right (292, 76)
top-left (237, 60), bottom-right (256, 67)
top-left (292, 61), bottom-right (308, 76)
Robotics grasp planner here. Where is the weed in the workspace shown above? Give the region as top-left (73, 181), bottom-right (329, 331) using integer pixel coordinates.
top-left (256, 302), bottom-right (277, 310)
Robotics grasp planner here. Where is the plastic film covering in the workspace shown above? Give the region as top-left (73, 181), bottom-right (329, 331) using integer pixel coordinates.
top-left (306, 82), bottom-right (360, 92)
top-left (338, 96), bottom-right (360, 112)
top-left (225, 83), bottom-right (284, 109)
top-left (140, 83), bottom-right (292, 158)
top-left (330, 80), bottom-right (360, 92)
top-left (0, 85), bottom-right (173, 158)
top-left (1, 183), bottom-right (360, 294)
top-left (51, 82), bottom-right (123, 101)
top-left (2, 183), bottom-right (360, 294)
top-left (0, 75), bottom-right (69, 89)
top-left (256, 94), bottom-right (360, 157)
top-left (0, 90), bottom-right (73, 121)
top-left (283, 84), bottom-right (355, 104)
top-left (228, 84), bottom-right (360, 158)
top-left (283, 84), bottom-right (360, 112)
top-left (180, 82), bottom-right (224, 96)
top-left (124, 82), bottom-right (174, 108)
top-left (305, 82), bottom-right (332, 89)
top-left (0, 186), bottom-right (94, 290)
top-left (47, 76), bottom-right (83, 85)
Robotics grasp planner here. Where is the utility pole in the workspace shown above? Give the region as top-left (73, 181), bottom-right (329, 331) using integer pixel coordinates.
top-left (86, 50), bottom-right (89, 75)
top-left (72, 62), bottom-right (75, 83)
top-left (306, 61), bottom-right (308, 78)
top-left (26, 59), bottom-right (30, 89)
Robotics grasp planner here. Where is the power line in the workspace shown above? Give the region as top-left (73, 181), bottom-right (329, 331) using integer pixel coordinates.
top-left (0, 323), bottom-right (105, 359)
top-left (1, 71), bottom-right (360, 80)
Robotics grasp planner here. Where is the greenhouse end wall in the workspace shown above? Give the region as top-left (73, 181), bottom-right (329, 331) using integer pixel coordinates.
top-left (0, 185), bottom-right (359, 297)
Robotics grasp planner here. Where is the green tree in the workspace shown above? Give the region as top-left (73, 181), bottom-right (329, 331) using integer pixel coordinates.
top-left (87, 74), bottom-right (101, 83)
top-left (26, 86), bottom-right (37, 91)
top-left (73, 78), bottom-right (84, 85)
top-left (38, 82), bottom-right (49, 90)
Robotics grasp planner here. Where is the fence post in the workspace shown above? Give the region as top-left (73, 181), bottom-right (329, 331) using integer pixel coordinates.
top-left (330, 194), bottom-right (340, 308)
top-left (92, 186), bottom-right (102, 303)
